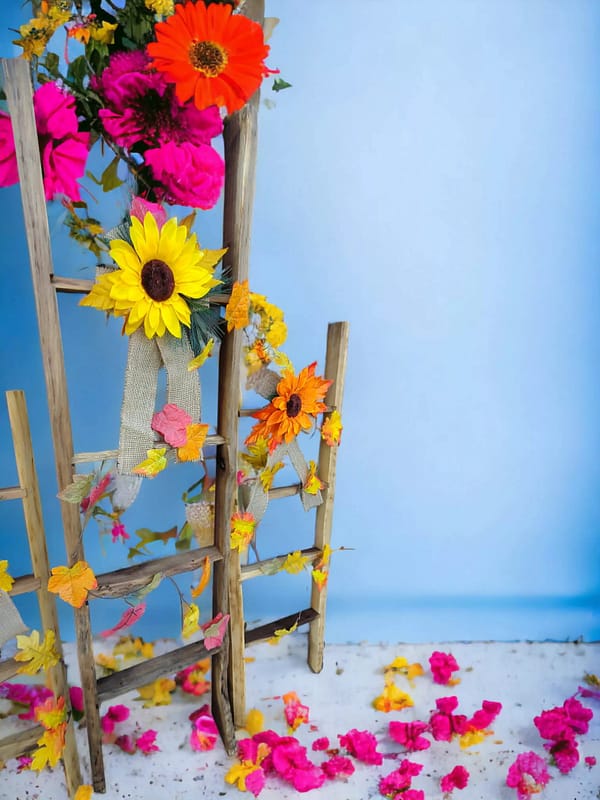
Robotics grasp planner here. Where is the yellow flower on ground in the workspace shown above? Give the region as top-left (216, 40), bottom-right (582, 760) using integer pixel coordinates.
top-left (137, 677), bottom-right (176, 707)
top-left (81, 213), bottom-right (223, 339)
top-left (459, 729), bottom-right (488, 749)
top-left (372, 676), bottom-right (414, 713)
top-left (95, 652), bottom-right (118, 672)
top-left (244, 708), bottom-right (264, 735)
top-left (74, 787), bottom-right (93, 800)
top-left (384, 656), bottom-right (425, 686)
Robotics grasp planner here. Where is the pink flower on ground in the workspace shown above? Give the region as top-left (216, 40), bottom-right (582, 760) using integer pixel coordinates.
top-left (429, 696), bottom-right (468, 742)
top-left (585, 756), bottom-right (597, 767)
top-left (101, 704), bottom-right (130, 736)
top-left (338, 728), bottom-right (383, 765)
top-left (115, 733), bottom-right (137, 754)
top-left (0, 682), bottom-right (52, 719)
top-left (562, 697), bottom-right (594, 735)
top-left (429, 651), bottom-right (460, 685)
top-left (534, 697), bottom-right (593, 741)
top-left (16, 756), bottom-right (33, 772)
top-left (69, 686), bottom-right (84, 720)
top-left (189, 704), bottom-right (218, 751)
top-left (379, 759), bottom-right (424, 797)
top-left (321, 755), bottom-right (355, 779)
top-left (136, 729), bottom-right (159, 754)
top-left (311, 737), bottom-right (329, 751)
top-left (440, 765), bottom-right (470, 792)
top-left (388, 720), bottom-right (431, 751)
top-left (506, 751), bottom-right (551, 799)
top-left (578, 685), bottom-right (600, 702)
top-left (283, 691), bottom-right (309, 732)
top-left (546, 736), bottom-right (580, 774)
top-left (269, 738), bottom-right (326, 792)
top-left (151, 403), bottom-right (192, 448)
top-left (176, 662), bottom-right (211, 697)
top-left (144, 140), bottom-right (224, 210)
top-left (468, 700), bottom-right (502, 730)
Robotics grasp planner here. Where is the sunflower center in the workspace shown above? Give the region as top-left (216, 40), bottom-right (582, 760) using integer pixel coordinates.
top-left (141, 259), bottom-right (175, 302)
top-left (189, 40), bottom-right (229, 77)
top-left (286, 393), bottom-right (302, 418)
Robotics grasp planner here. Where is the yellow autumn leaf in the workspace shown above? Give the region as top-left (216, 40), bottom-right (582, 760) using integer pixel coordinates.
top-left (259, 460), bottom-right (284, 492)
top-left (268, 621), bottom-right (298, 646)
top-left (74, 787), bottom-right (93, 800)
top-left (136, 677), bottom-right (176, 708)
top-left (244, 708), bottom-right (264, 735)
top-left (304, 460), bottom-right (325, 495)
top-left (321, 409), bottom-right (343, 446)
top-left (132, 447), bottom-right (168, 477)
top-left (113, 635), bottom-right (153, 660)
top-left (316, 544), bottom-right (332, 570)
top-left (230, 512), bottom-right (256, 552)
top-left (225, 279), bottom-right (250, 331)
top-left (241, 438), bottom-right (269, 472)
top-left (0, 559), bottom-right (14, 592)
top-left (182, 602), bottom-right (200, 639)
top-left (30, 723), bottom-right (66, 770)
top-left (187, 338), bottom-right (214, 371)
top-left (95, 652), bottom-right (118, 672)
top-left (47, 560), bottom-right (97, 608)
top-left (178, 423), bottom-right (209, 462)
top-left (272, 349), bottom-right (294, 373)
top-left (191, 556), bottom-right (211, 598)
top-left (15, 629), bottom-right (60, 675)
top-left (384, 656), bottom-right (425, 686)
top-left (282, 551), bottom-right (308, 575)
top-left (35, 695), bottom-right (66, 729)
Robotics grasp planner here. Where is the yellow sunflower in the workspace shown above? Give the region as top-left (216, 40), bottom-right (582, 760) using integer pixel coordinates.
top-left (81, 212), bottom-right (225, 339)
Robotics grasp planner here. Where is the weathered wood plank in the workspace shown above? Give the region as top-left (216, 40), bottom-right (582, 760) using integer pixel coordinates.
top-left (9, 573), bottom-right (41, 596)
top-left (245, 608), bottom-right (319, 645)
top-left (0, 725), bottom-right (43, 762)
top-left (307, 322), bottom-right (350, 673)
top-left (240, 547), bottom-right (321, 581)
top-left (0, 485), bottom-right (26, 500)
top-left (0, 657), bottom-right (19, 682)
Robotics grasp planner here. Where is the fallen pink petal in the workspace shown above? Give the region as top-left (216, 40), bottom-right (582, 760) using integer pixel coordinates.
top-left (440, 764), bottom-right (470, 791)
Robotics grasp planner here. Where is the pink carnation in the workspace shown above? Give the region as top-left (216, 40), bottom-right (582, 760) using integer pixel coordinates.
top-left (379, 759), bottom-right (423, 797)
top-left (144, 140), bottom-right (224, 210)
top-left (440, 765), bottom-right (470, 792)
top-left (545, 736), bottom-right (580, 774)
top-left (388, 720), bottom-right (431, 751)
top-left (429, 651), bottom-right (460, 685)
top-left (189, 704), bottom-right (218, 751)
top-left (321, 755), bottom-right (355, 779)
top-left (115, 734), bottom-right (136, 754)
top-left (101, 704), bottom-right (130, 736)
top-left (506, 751), bottom-right (551, 799)
top-left (429, 696), bottom-right (468, 742)
top-left (311, 737), bottom-right (329, 751)
top-left (468, 700), bottom-right (502, 731)
top-left (136, 729), bottom-right (160, 754)
top-left (0, 112), bottom-right (18, 186)
top-left (585, 756), bottom-right (597, 767)
top-left (269, 738), bottom-right (326, 792)
top-left (338, 728), bottom-right (383, 765)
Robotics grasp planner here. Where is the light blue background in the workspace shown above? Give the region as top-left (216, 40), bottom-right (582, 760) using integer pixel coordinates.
top-left (1, 1), bottom-right (599, 645)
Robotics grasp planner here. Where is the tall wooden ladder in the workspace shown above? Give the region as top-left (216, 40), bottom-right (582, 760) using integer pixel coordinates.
top-left (0, 390), bottom-right (82, 798)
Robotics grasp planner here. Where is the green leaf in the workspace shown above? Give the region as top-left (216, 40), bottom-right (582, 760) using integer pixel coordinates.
top-left (272, 78), bottom-right (292, 92)
top-left (57, 474), bottom-right (94, 505)
top-left (127, 525), bottom-right (178, 560)
top-left (125, 572), bottom-right (163, 604)
top-left (175, 521), bottom-right (193, 552)
top-left (100, 156), bottom-right (124, 193)
top-left (67, 55), bottom-right (88, 88)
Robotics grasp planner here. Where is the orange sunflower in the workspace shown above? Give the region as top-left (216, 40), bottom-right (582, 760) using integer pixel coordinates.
top-left (147, 1), bottom-right (271, 114)
top-left (246, 362), bottom-right (333, 453)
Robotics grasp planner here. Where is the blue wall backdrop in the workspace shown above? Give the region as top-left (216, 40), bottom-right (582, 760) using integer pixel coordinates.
top-left (1, 1), bottom-right (599, 644)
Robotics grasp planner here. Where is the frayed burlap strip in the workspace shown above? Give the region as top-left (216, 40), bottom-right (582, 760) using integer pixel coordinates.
top-left (0, 590), bottom-right (28, 648)
top-left (113, 330), bottom-right (201, 510)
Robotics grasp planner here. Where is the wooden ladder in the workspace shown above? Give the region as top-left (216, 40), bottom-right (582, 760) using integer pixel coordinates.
top-left (228, 320), bottom-right (349, 725)
top-left (0, 390), bottom-right (82, 798)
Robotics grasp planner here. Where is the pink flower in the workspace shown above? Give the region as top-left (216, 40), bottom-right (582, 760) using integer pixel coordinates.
top-left (585, 756), bottom-right (597, 768)
top-left (468, 700), bottom-right (502, 730)
top-left (92, 50), bottom-right (222, 150)
top-left (144, 140), bottom-right (224, 210)
top-left (506, 751), bottom-right (551, 799)
top-left (0, 112), bottom-right (19, 186)
top-left (16, 756), bottom-right (33, 772)
top-left (338, 728), bottom-right (383, 765)
top-left (176, 662), bottom-right (211, 697)
top-left (189, 704), bottom-right (218, 751)
top-left (69, 686), bottom-right (84, 721)
top-left (562, 697), bottom-right (593, 735)
top-left (283, 691), bottom-right (309, 732)
top-left (534, 697), bottom-right (593, 741)
top-left (388, 720), bottom-right (431, 751)
top-left (311, 737), bottom-right (330, 751)
top-left (269, 738), bottom-right (326, 792)
top-left (130, 196), bottom-right (167, 229)
top-left (101, 704), bottom-right (130, 736)
top-left (429, 651), bottom-right (460, 685)
top-left (151, 403), bottom-right (192, 448)
top-left (0, 682), bottom-right (53, 720)
top-left (379, 759), bottom-right (423, 797)
top-left (111, 521), bottom-right (129, 542)
top-left (579, 685), bottom-right (600, 701)
top-left (429, 696), bottom-right (468, 742)
top-left (546, 736), bottom-right (579, 774)
top-left (136, 729), bottom-right (159, 754)
top-left (115, 733), bottom-right (137, 754)
top-left (321, 755), bottom-right (355, 779)
top-left (440, 765), bottom-right (470, 792)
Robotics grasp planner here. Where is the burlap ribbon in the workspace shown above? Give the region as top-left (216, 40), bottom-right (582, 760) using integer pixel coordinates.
top-left (112, 329), bottom-right (201, 511)
top-left (0, 590), bottom-right (28, 649)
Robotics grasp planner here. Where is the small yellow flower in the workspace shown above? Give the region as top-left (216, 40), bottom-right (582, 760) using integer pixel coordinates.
top-left (145, 0), bottom-right (175, 15)
top-left (230, 512), bottom-right (256, 552)
top-left (90, 21), bottom-right (118, 44)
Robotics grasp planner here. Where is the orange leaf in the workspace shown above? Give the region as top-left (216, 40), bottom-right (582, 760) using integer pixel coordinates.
top-left (191, 556), bottom-right (211, 598)
top-left (178, 423), bottom-right (209, 462)
top-left (47, 561), bottom-right (97, 608)
top-left (225, 279), bottom-right (250, 331)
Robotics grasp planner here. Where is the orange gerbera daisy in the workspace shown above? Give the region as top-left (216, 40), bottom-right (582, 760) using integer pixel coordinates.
top-left (246, 362), bottom-right (332, 453)
top-left (147, 1), bottom-right (271, 114)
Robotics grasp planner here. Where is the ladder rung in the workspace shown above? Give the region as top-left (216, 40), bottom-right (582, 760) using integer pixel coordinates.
top-left (10, 573), bottom-right (41, 596)
top-left (0, 485), bottom-right (26, 501)
top-left (92, 545), bottom-right (223, 599)
top-left (245, 608), bottom-right (319, 645)
top-left (0, 657), bottom-right (20, 682)
top-left (72, 434), bottom-right (226, 465)
top-left (97, 638), bottom-right (214, 703)
top-left (241, 546), bottom-right (321, 582)
top-left (52, 275), bottom-right (231, 307)
top-left (239, 405), bottom-right (334, 417)
top-left (0, 724), bottom-right (43, 762)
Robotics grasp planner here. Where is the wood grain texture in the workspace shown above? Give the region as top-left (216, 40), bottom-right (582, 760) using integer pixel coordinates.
top-left (0, 725), bottom-right (43, 762)
top-left (308, 322), bottom-right (350, 673)
top-left (245, 608), bottom-right (319, 645)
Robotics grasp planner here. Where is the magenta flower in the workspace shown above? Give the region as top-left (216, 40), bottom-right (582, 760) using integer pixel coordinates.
top-left (506, 751), bottom-right (551, 799)
top-left (546, 736), bottom-right (580, 774)
top-left (534, 697), bottom-right (593, 741)
top-left (311, 736), bottom-right (329, 751)
top-left (69, 686), bottom-right (84, 721)
top-left (338, 728), bottom-right (383, 765)
top-left (440, 764), bottom-right (470, 792)
top-left (585, 755), bottom-right (597, 767)
top-left (321, 755), bottom-right (355, 779)
top-left (0, 112), bottom-right (18, 186)
top-left (468, 699), bottom-right (502, 730)
top-left (429, 696), bottom-right (468, 742)
top-left (0, 682), bottom-right (52, 720)
top-left (388, 720), bottom-right (431, 751)
top-left (269, 738), bottom-right (326, 792)
top-left (111, 521), bottom-right (129, 542)
top-left (101, 704), bottom-right (130, 736)
top-left (144, 140), bottom-right (224, 210)
top-left (429, 651), bottom-right (460, 685)
top-left (115, 733), bottom-right (136, 754)
top-left (189, 703), bottom-right (219, 751)
top-left (92, 50), bottom-right (222, 150)
top-left (379, 759), bottom-right (423, 797)
top-left (136, 729), bottom-right (160, 754)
